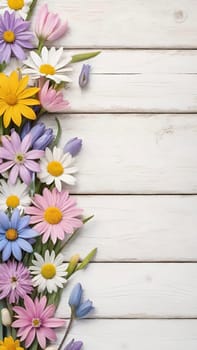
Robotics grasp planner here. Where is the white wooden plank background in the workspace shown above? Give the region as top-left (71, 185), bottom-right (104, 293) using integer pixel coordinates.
top-left (45, 114), bottom-right (197, 194)
top-left (64, 196), bottom-right (197, 261)
top-left (36, 0), bottom-right (197, 348)
top-left (38, 0), bottom-right (197, 48)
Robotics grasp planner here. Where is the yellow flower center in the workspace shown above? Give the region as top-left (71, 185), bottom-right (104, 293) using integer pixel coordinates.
top-left (5, 93), bottom-right (17, 106)
top-left (44, 206), bottom-right (63, 224)
top-left (32, 318), bottom-right (41, 328)
top-left (15, 153), bottom-right (24, 163)
top-left (3, 30), bottom-right (15, 43)
top-left (41, 263), bottom-right (56, 279)
top-left (39, 64), bottom-right (56, 75)
top-left (6, 229), bottom-right (18, 241)
top-left (47, 161), bottom-right (64, 177)
top-left (6, 195), bottom-right (20, 208)
top-left (8, 0), bottom-right (24, 10)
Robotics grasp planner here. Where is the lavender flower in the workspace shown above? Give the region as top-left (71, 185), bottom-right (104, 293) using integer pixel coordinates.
top-left (64, 138), bottom-right (82, 156)
top-left (79, 64), bottom-right (91, 88)
top-left (0, 11), bottom-right (33, 63)
top-left (21, 122), bottom-right (54, 150)
top-left (65, 339), bottom-right (83, 350)
top-left (0, 130), bottom-right (44, 185)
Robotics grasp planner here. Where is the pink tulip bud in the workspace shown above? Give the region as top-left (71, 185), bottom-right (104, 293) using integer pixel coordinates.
top-left (34, 4), bottom-right (68, 42)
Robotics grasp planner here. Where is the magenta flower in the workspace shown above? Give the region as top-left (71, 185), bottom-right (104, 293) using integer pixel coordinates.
top-left (12, 295), bottom-right (65, 348)
top-left (25, 187), bottom-right (83, 244)
top-left (0, 11), bottom-right (33, 63)
top-left (34, 4), bottom-right (68, 42)
top-left (39, 80), bottom-right (69, 112)
top-left (0, 131), bottom-right (44, 185)
top-left (0, 260), bottom-right (32, 303)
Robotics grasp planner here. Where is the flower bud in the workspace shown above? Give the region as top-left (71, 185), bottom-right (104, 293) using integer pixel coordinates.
top-left (1, 308), bottom-right (12, 326)
top-left (64, 138), bottom-right (82, 157)
top-left (75, 299), bottom-right (94, 319)
top-left (79, 64), bottom-right (91, 88)
top-left (65, 339), bottom-right (83, 350)
top-left (69, 283), bottom-right (82, 308)
top-left (66, 254), bottom-right (80, 276)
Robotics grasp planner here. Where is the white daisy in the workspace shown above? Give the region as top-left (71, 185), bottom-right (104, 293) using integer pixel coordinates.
top-left (23, 47), bottom-right (72, 84)
top-left (29, 250), bottom-right (67, 294)
top-left (0, 0), bottom-right (33, 20)
top-left (0, 179), bottom-right (31, 211)
top-left (38, 146), bottom-right (77, 192)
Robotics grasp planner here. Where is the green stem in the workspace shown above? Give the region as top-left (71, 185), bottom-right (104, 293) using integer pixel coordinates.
top-left (57, 316), bottom-right (74, 350)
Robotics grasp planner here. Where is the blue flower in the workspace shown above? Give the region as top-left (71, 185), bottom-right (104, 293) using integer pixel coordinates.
top-left (65, 339), bottom-right (83, 350)
top-left (69, 283), bottom-right (94, 318)
top-left (69, 283), bottom-right (83, 308)
top-left (0, 209), bottom-right (38, 261)
top-left (75, 299), bottom-right (93, 318)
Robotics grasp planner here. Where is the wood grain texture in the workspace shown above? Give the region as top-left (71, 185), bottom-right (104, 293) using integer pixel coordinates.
top-left (64, 195), bottom-right (197, 262)
top-left (56, 263), bottom-right (197, 318)
top-left (37, 0), bottom-right (197, 48)
top-left (39, 50), bottom-right (197, 113)
top-left (70, 49), bottom-right (197, 74)
top-left (44, 114), bottom-right (197, 194)
top-left (56, 320), bottom-right (197, 350)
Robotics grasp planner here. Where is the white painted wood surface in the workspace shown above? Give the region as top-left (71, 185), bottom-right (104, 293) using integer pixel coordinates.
top-left (38, 0), bottom-right (197, 48)
top-left (37, 0), bottom-right (197, 347)
top-left (57, 320), bottom-right (197, 350)
top-left (45, 114), bottom-right (197, 194)
top-left (64, 195), bottom-right (197, 261)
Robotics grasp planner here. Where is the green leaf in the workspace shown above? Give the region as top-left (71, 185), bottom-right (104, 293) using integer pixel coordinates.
top-left (51, 117), bottom-right (62, 147)
top-left (76, 248), bottom-right (97, 271)
top-left (83, 214), bottom-right (94, 224)
top-left (71, 51), bottom-right (101, 63)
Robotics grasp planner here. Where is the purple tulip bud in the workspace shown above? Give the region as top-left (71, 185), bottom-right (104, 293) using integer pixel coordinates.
top-left (33, 129), bottom-right (54, 150)
top-left (64, 137), bottom-right (82, 156)
top-left (30, 123), bottom-right (46, 143)
top-left (69, 283), bottom-right (83, 308)
top-left (75, 299), bottom-right (94, 319)
top-left (20, 121), bottom-right (31, 139)
top-left (79, 64), bottom-right (91, 88)
top-left (65, 339), bottom-right (83, 350)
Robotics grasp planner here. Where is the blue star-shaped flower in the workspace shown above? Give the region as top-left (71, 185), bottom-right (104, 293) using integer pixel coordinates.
top-left (0, 208), bottom-right (38, 261)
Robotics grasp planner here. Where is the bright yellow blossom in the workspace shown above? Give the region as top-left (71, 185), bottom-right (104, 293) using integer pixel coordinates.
top-left (0, 336), bottom-right (24, 350)
top-left (0, 71), bottom-right (40, 127)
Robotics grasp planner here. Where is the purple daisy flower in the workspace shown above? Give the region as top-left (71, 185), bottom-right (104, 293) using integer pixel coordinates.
top-left (0, 130), bottom-right (44, 185)
top-left (0, 260), bottom-right (33, 303)
top-left (0, 11), bottom-right (33, 63)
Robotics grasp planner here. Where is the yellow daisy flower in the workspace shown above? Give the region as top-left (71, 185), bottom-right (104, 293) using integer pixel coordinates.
top-left (0, 336), bottom-right (24, 350)
top-left (0, 71), bottom-right (40, 128)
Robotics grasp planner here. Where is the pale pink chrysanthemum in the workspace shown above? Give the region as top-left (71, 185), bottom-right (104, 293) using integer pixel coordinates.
top-left (12, 295), bottom-right (65, 349)
top-left (0, 260), bottom-right (32, 303)
top-left (39, 80), bottom-right (69, 113)
top-left (25, 187), bottom-right (83, 244)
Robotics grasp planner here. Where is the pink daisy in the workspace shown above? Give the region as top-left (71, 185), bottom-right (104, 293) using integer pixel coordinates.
top-left (12, 295), bottom-right (65, 349)
top-left (0, 260), bottom-right (32, 303)
top-left (0, 130), bottom-right (44, 185)
top-left (25, 187), bottom-right (83, 244)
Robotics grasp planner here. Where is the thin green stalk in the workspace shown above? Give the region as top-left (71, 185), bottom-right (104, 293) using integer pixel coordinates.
top-left (57, 315), bottom-right (74, 350)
